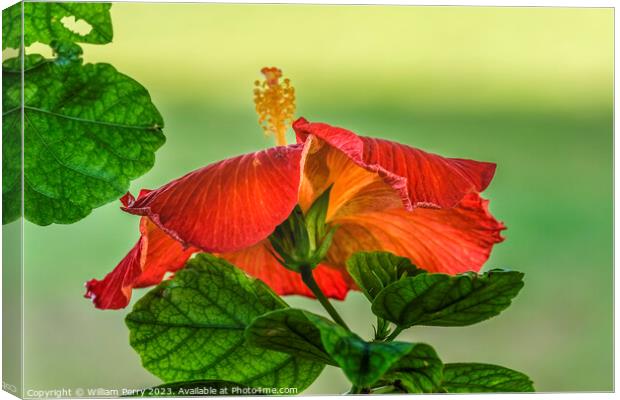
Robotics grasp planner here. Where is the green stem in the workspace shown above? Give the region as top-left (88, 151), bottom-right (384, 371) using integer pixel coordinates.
top-left (299, 265), bottom-right (350, 330)
top-left (385, 326), bottom-right (403, 342)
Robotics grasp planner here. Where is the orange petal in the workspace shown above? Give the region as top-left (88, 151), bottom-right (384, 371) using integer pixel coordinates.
top-left (294, 118), bottom-right (497, 211)
top-left (220, 240), bottom-right (354, 300)
top-left (85, 218), bottom-right (197, 309)
top-left (327, 193), bottom-right (505, 274)
top-left (298, 135), bottom-right (403, 221)
top-left (123, 144), bottom-right (306, 253)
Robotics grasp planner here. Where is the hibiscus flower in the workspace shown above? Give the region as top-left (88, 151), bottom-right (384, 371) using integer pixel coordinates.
top-left (85, 68), bottom-right (505, 310)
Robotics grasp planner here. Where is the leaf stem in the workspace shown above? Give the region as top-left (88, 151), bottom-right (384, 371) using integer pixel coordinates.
top-left (385, 326), bottom-right (403, 342)
top-left (299, 265), bottom-right (350, 330)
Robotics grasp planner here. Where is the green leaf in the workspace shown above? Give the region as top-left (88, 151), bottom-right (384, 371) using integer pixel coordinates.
top-left (245, 309), bottom-right (334, 365)
top-left (2, 3), bottom-right (21, 51)
top-left (379, 343), bottom-right (443, 393)
top-left (3, 2), bottom-right (113, 50)
top-left (3, 54), bottom-right (47, 72)
top-left (2, 57), bottom-right (23, 224)
top-left (2, 57), bottom-right (165, 225)
top-left (126, 254), bottom-right (324, 392)
top-left (127, 380), bottom-right (252, 397)
top-left (304, 313), bottom-right (412, 388)
top-left (346, 251), bottom-right (423, 301)
top-left (442, 363), bottom-right (534, 393)
top-left (372, 269), bottom-right (524, 327)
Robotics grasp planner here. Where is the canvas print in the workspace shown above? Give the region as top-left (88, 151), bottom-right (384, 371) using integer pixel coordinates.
top-left (1, 2), bottom-right (613, 397)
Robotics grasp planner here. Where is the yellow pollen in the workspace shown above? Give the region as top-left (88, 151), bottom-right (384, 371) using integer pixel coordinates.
top-left (253, 67), bottom-right (296, 146)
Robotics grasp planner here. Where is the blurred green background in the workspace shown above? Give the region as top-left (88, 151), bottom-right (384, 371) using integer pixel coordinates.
top-left (11, 3), bottom-right (614, 394)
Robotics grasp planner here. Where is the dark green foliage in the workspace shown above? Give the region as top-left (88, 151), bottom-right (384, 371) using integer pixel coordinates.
top-left (442, 363), bottom-right (535, 393)
top-left (379, 343), bottom-right (443, 393)
top-left (2, 57), bottom-right (165, 225)
top-left (304, 313), bottom-right (412, 388)
top-left (346, 251), bottom-right (423, 301)
top-left (372, 269), bottom-right (524, 327)
top-left (245, 309), bottom-right (334, 365)
top-left (123, 250), bottom-right (532, 394)
top-left (126, 254), bottom-right (324, 391)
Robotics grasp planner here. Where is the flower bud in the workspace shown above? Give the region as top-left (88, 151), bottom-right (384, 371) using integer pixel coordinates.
top-left (268, 187), bottom-right (335, 272)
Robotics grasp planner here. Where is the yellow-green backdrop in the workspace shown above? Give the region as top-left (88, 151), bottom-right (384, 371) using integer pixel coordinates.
top-left (12, 3), bottom-right (613, 393)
